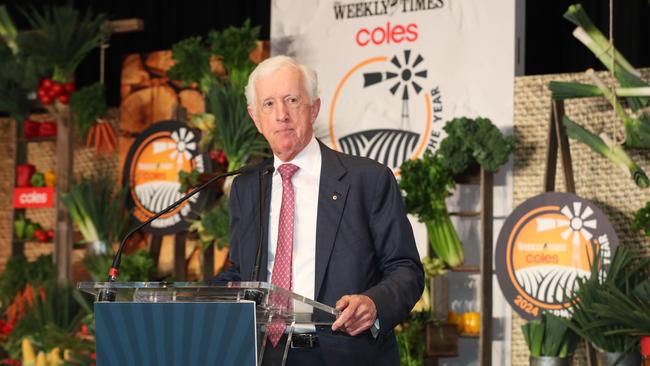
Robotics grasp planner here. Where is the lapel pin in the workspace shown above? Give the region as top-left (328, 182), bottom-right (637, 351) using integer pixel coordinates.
top-left (332, 193), bottom-right (339, 201)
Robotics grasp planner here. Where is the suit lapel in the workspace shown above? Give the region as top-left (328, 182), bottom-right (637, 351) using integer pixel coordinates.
top-left (314, 142), bottom-right (349, 300)
top-left (253, 159), bottom-right (273, 282)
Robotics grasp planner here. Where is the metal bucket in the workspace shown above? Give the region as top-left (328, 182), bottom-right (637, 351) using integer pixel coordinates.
top-left (596, 351), bottom-right (641, 366)
top-left (530, 356), bottom-right (571, 366)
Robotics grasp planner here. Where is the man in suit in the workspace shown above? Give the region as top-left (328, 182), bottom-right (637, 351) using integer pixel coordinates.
top-left (217, 55), bottom-right (423, 365)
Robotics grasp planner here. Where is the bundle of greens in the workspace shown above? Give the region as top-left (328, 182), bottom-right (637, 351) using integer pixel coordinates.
top-left (400, 151), bottom-right (463, 267)
top-left (69, 82), bottom-right (107, 140)
top-left (83, 250), bottom-right (154, 282)
top-left (208, 19), bottom-right (260, 91)
top-left (548, 3), bottom-right (650, 188)
top-left (0, 255), bottom-right (53, 307)
top-left (17, 4), bottom-right (108, 83)
top-left (522, 312), bottom-right (578, 358)
top-left (563, 245), bottom-right (650, 353)
top-left (563, 117), bottom-right (649, 188)
top-left (631, 201), bottom-right (650, 237)
top-left (168, 36), bottom-right (215, 94)
top-left (436, 117), bottom-right (515, 176)
top-left (205, 81), bottom-right (268, 172)
top-left (61, 173), bottom-right (129, 252)
top-left (189, 196), bottom-right (231, 251)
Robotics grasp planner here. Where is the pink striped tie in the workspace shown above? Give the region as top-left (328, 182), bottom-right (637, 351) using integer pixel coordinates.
top-left (267, 163), bottom-right (300, 347)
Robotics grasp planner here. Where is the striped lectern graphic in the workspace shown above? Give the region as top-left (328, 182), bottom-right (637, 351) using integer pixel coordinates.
top-left (95, 302), bottom-right (257, 366)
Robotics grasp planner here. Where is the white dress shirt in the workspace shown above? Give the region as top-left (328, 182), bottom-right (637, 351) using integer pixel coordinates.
top-left (267, 136), bottom-right (321, 303)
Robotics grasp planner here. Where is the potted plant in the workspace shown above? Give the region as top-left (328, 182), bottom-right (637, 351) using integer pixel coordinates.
top-left (522, 312), bottom-right (579, 366)
top-left (563, 246), bottom-right (649, 365)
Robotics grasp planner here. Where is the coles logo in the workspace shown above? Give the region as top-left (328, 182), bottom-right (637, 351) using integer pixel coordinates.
top-left (328, 49), bottom-right (444, 171)
top-left (122, 120), bottom-right (211, 235)
top-left (355, 22), bottom-right (418, 47)
top-left (13, 187), bottom-right (54, 208)
top-left (495, 192), bottom-right (618, 320)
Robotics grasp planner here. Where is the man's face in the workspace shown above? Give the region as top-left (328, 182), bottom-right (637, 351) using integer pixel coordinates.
top-left (248, 66), bottom-right (321, 162)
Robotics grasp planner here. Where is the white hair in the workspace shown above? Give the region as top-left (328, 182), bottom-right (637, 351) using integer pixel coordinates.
top-left (244, 55), bottom-right (318, 110)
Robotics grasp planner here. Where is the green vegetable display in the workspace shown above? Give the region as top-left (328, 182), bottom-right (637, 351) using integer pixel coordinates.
top-left (208, 19), bottom-right (260, 91)
top-left (29, 172), bottom-right (45, 187)
top-left (17, 4), bottom-right (108, 82)
top-left (400, 151), bottom-right (463, 268)
top-left (69, 82), bottom-right (107, 140)
top-left (563, 116), bottom-right (649, 188)
top-left (548, 4), bottom-right (650, 188)
top-left (436, 116), bottom-right (515, 175)
top-left (632, 201), bottom-right (650, 237)
top-left (168, 36), bottom-right (214, 94)
top-left (522, 312), bottom-right (578, 358)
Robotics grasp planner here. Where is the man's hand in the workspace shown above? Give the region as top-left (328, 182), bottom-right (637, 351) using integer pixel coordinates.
top-left (331, 294), bottom-right (377, 336)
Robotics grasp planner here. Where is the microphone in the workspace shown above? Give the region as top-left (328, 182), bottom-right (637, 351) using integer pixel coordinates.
top-left (98, 165), bottom-right (255, 301)
top-left (251, 165), bottom-right (274, 281)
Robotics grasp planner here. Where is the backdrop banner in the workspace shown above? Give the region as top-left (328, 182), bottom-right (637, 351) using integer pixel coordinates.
top-left (271, 1), bottom-right (516, 365)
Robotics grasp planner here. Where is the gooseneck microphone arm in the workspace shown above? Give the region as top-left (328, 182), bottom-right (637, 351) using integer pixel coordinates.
top-left (251, 165), bottom-right (274, 281)
top-left (106, 166), bottom-right (253, 283)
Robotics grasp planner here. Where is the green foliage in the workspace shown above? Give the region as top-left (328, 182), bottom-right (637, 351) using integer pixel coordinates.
top-left (399, 151), bottom-right (454, 222)
top-left (61, 172), bottom-right (129, 245)
top-left (563, 245), bottom-right (650, 352)
top-left (190, 196), bottom-right (230, 250)
top-left (206, 82), bottom-right (268, 170)
top-left (208, 19), bottom-right (260, 90)
top-left (396, 312), bottom-right (428, 366)
top-left (400, 151), bottom-right (463, 267)
top-left (436, 117), bottom-right (515, 175)
top-left (0, 255), bottom-right (54, 307)
top-left (69, 82), bottom-right (106, 139)
top-left (178, 168), bottom-right (202, 193)
top-left (3, 281), bottom-right (93, 359)
top-left (0, 42), bottom-right (42, 122)
top-left (83, 250), bottom-right (154, 282)
top-left (168, 36), bottom-right (215, 94)
top-left (522, 312), bottom-right (578, 357)
top-left (631, 201), bottom-right (650, 236)
top-left (17, 4), bottom-right (108, 82)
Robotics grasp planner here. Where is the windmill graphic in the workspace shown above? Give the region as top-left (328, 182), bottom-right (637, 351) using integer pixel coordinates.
top-left (362, 50), bottom-right (428, 131)
top-left (336, 50), bottom-right (430, 169)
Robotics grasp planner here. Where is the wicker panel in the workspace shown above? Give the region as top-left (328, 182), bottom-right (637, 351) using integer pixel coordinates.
top-left (511, 69), bottom-right (650, 366)
top-left (0, 108), bottom-right (120, 272)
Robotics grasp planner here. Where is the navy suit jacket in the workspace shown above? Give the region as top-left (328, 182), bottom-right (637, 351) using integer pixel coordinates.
top-left (216, 141), bottom-right (424, 365)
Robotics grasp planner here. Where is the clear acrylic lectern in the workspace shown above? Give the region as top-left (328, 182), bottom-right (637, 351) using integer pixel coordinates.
top-left (78, 281), bottom-right (339, 366)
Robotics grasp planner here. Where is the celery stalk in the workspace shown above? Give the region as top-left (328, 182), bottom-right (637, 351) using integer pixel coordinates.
top-left (425, 209), bottom-right (464, 268)
top-left (563, 116), bottom-right (649, 188)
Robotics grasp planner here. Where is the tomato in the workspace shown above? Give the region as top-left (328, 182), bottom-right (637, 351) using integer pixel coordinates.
top-left (50, 83), bottom-right (63, 97)
top-left (40, 78), bottom-right (53, 90)
top-left (64, 82), bottom-right (75, 94)
top-left (37, 88), bottom-right (48, 98)
top-left (39, 94), bottom-right (53, 105)
top-left (57, 94), bottom-right (70, 104)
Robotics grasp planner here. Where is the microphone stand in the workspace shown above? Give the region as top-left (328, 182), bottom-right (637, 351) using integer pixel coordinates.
top-left (98, 166), bottom-right (252, 302)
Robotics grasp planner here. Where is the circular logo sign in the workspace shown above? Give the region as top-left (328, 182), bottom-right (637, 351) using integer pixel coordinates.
top-left (328, 49), bottom-right (444, 172)
top-left (122, 120), bottom-right (211, 235)
top-left (495, 192), bottom-right (618, 320)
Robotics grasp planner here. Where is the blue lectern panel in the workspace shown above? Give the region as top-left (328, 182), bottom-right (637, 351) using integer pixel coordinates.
top-left (95, 302), bottom-right (256, 366)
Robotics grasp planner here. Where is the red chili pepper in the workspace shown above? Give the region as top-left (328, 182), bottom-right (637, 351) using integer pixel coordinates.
top-left (23, 119), bottom-right (40, 139)
top-left (38, 121), bottom-right (57, 137)
top-left (16, 164), bottom-right (35, 187)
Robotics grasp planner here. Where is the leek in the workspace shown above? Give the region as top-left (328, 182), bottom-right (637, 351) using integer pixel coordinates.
top-left (549, 81), bottom-right (650, 100)
top-left (0, 6), bottom-right (18, 54)
top-left (563, 116), bottom-right (649, 188)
